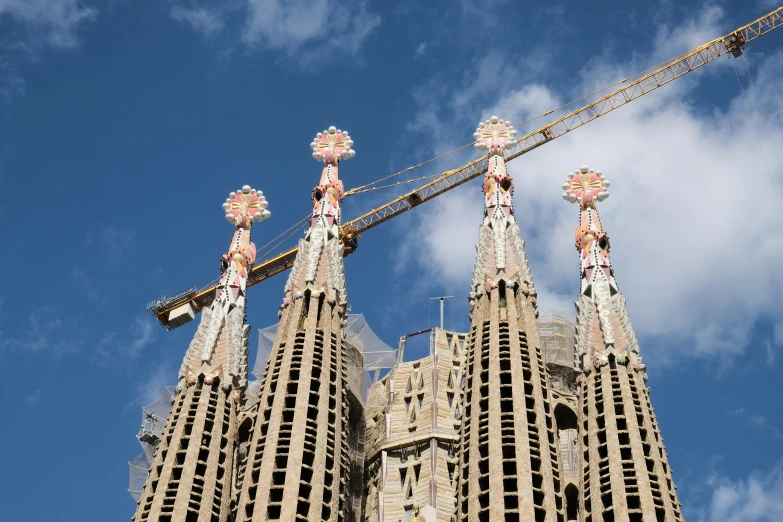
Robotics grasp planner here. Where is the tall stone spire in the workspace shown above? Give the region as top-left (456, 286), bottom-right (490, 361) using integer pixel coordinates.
top-left (459, 116), bottom-right (564, 522)
top-left (133, 187), bottom-right (270, 522)
top-left (235, 127), bottom-right (359, 521)
top-left (562, 166), bottom-right (685, 522)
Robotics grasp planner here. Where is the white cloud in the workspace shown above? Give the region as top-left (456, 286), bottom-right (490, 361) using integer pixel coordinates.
top-left (399, 7), bottom-right (783, 367)
top-left (169, 0), bottom-right (380, 70)
top-left (70, 268), bottom-right (103, 303)
top-left (0, 307), bottom-right (83, 355)
top-left (95, 315), bottom-right (155, 362)
top-left (244, 0), bottom-right (379, 69)
top-left (415, 42), bottom-right (426, 58)
top-left (0, 51), bottom-right (26, 105)
top-left (170, 5), bottom-right (225, 40)
top-left (0, 0), bottom-right (96, 106)
top-left (24, 388), bottom-right (42, 405)
top-left (85, 223), bottom-right (135, 263)
top-left (0, 0), bottom-right (97, 49)
top-left (690, 458), bottom-right (783, 522)
top-left (135, 363), bottom-right (175, 407)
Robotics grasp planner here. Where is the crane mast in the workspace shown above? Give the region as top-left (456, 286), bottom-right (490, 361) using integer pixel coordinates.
top-left (149, 6), bottom-right (783, 330)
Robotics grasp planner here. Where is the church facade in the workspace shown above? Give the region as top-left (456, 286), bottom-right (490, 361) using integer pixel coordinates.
top-left (132, 121), bottom-right (683, 522)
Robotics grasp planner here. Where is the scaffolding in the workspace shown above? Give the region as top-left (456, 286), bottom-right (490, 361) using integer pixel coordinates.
top-left (253, 313), bottom-right (398, 403)
top-left (253, 313), bottom-right (394, 522)
top-left (128, 386), bottom-right (177, 502)
top-left (538, 309), bottom-right (577, 369)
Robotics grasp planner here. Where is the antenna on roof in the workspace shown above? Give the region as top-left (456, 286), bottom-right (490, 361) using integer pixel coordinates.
top-left (429, 296), bottom-right (454, 330)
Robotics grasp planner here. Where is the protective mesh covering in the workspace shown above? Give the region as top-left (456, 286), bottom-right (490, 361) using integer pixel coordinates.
top-left (253, 313), bottom-right (397, 403)
top-left (538, 309), bottom-right (577, 368)
top-left (129, 450), bottom-right (153, 502)
top-left (128, 386), bottom-right (176, 502)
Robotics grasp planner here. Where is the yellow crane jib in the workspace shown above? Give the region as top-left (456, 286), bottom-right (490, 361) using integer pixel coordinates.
top-left (149, 6), bottom-right (783, 330)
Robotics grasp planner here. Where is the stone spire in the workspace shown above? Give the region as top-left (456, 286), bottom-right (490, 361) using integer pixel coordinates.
top-left (133, 187), bottom-right (269, 522)
top-left (235, 127), bottom-right (361, 522)
top-left (178, 186), bottom-right (270, 390)
top-left (468, 116), bottom-right (535, 311)
top-left (563, 167), bottom-right (685, 522)
top-left (458, 116), bottom-right (564, 522)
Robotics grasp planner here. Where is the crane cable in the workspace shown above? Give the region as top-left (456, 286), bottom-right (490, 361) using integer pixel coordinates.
top-left (741, 53), bottom-right (783, 181)
top-left (255, 213), bottom-right (311, 260)
top-left (259, 47), bottom-right (725, 256)
top-left (730, 54), bottom-right (783, 218)
top-left (343, 48), bottom-right (696, 198)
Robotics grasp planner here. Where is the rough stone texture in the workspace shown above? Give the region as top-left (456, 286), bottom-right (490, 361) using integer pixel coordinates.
top-left (565, 167), bottom-right (685, 522)
top-left (132, 380), bottom-right (238, 522)
top-left (458, 285), bottom-right (565, 522)
top-left (457, 118), bottom-right (564, 522)
top-left (578, 308), bottom-right (685, 522)
top-left (132, 189), bottom-right (262, 522)
top-left (234, 139), bottom-right (357, 522)
top-left (234, 293), bottom-right (356, 521)
top-left (364, 329), bottom-right (467, 522)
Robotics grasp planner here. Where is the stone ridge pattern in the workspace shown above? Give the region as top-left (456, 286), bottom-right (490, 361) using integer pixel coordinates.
top-left (233, 127), bottom-right (358, 522)
top-left (563, 167), bottom-right (685, 522)
top-left (363, 330), bottom-right (468, 522)
top-left (131, 134), bottom-right (687, 522)
top-left (458, 117), bottom-right (565, 522)
top-left (133, 187), bottom-right (269, 522)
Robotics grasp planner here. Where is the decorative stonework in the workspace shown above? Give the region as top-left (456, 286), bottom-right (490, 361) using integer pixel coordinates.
top-left (235, 126), bottom-right (359, 522)
top-left (564, 168), bottom-right (685, 522)
top-left (460, 117), bottom-right (563, 522)
top-left (178, 186), bottom-right (269, 390)
top-left (282, 127), bottom-right (353, 317)
top-left (562, 166), bottom-right (619, 362)
top-left (134, 186), bottom-right (268, 522)
top-left (468, 116), bottom-right (535, 314)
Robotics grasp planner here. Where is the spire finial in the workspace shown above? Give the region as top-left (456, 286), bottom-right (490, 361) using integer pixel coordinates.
top-left (310, 126), bottom-right (355, 164)
top-left (561, 165), bottom-right (610, 208)
top-left (473, 116), bottom-right (517, 155)
top-left (222, 186), bottom-right (270, 228)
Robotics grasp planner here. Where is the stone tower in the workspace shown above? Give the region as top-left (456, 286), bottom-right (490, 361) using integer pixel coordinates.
top-left (458, 117), bottom-right (564, 522)
top-left (234, 127), bottom-right (358, 521)
top-left (132, 187), bottom-right (270, 522)
top-left (363, 328), bottom-right (468, 522)
top-left (561, 166), bottom-right (684, 522)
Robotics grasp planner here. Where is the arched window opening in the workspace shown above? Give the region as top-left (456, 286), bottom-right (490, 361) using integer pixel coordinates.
top-left (565, 484), bottom-right (579, 521)
top-left (554, 404), bottom-right (578, 431)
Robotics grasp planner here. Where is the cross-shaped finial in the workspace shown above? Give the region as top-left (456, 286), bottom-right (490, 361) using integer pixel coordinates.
top-left (222, 185), bottom-right (270, 228)
top-left (473, 115), bottom-right (517, 155)
top-left (310, 126), bottom-right (355, 164)
top-left (561, 165), bottom-right (610, 207)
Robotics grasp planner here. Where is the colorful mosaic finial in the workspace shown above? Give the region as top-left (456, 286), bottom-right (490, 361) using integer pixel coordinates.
top-left (222, 185), bottom-right (270, 228)
top-left (310, 126), bottom-right (355, 164)
top-left (562, 166), bottom-right (622, 356)
top-left (281, 126), bottom-right (352, 316)
top-left (177, 185), bottom-right (270, 390)
top-left (473, 115), bottom-right (517, 155)
top-left (561, 165), bottom-right (610, 208)
top-left (468, 115), bottom-right (535, 310)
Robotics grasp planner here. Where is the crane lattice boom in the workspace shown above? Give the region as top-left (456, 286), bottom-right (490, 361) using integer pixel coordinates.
top-left (149, 6), bottom-right (783, 329)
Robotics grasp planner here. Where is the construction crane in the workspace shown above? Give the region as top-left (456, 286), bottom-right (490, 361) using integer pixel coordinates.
top-left (149, 7), bottom-right (783, 330)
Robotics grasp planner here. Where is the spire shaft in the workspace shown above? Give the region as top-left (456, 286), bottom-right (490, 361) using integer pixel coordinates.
top-left (459, 116), bottom-right (563, 522)
top-left (235, 126), bottom-right (361, 522)
top-left (563, 167), bottom-right (685, 522)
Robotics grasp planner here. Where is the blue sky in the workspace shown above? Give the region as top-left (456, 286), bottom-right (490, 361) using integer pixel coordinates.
top-left (1, 0), bottom-right (783, 520)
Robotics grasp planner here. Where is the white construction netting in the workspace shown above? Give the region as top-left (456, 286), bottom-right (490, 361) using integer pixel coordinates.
top-left (252, 313), bottom-right (397, 403)
top-left (128, 386), bottom-right (176, 502)
top-left (538, 309), bottom-right (577, 369)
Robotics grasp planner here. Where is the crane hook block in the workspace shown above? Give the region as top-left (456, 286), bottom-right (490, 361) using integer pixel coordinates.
top-left (343, 236), bottom-right (359, 256)
top-left (726, 32), bottom-right (746, 57)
